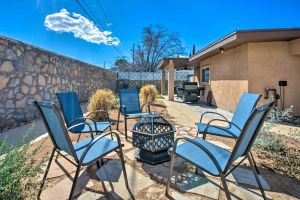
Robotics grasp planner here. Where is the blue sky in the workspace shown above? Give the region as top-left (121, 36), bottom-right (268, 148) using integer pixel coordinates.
top-left (1, 0), bottom-right (300, 68)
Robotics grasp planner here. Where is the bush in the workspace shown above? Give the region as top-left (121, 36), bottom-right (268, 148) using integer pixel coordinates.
top-left (254, 105), bottom-right (300, 180)
top-left (87, 89), bottom-right (116, 121)
top-left (0, 127), bottom-right (46, 199)
top-left (140, 85), bottom-right (158, 108)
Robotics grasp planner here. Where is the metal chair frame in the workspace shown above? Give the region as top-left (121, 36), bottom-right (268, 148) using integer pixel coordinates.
top-left (56, 92), bottom-right (113, 141)
top-left (166, 101), bottom-right (275, 200)
top-left (34, 101), bottom-right (130, 200)
top-left (116, 88), bottom-right (150, 140)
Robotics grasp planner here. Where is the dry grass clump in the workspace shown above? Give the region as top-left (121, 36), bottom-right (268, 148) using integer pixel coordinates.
top-left (140, 85), bottom-right (158, 108)
top-left (87, 89), bottom-right (115, 120)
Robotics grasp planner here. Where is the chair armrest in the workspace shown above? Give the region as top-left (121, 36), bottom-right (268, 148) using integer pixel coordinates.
top-left (67, 122), bottom-right (94, 139)
top-left (173, 137), bottom-right (223, 174)
top-left (199, 111), bottom-right (229, 123)
top-left (85, 110), bottom-right (111, 122)
top-left (69, 117), bottom-right (98, 132)
top-left (79, 131), bottom-right (121, 163)
top-left (204, 119), bottom-right (241, 138)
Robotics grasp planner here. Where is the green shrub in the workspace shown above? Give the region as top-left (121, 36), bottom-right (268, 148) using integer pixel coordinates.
top-left (87, 89), bottom-right (116, 120)
top-left (140, 85), bottom-right (158, 108)
top-left (0, 127), bottom-right (46, 199)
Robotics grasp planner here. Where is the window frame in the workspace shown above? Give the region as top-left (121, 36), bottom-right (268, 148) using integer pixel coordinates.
top-left (201, 66), bottom-right (210, 84)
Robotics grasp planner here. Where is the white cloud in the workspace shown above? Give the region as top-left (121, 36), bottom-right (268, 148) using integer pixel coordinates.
top-left (106, 22), bottom-right (112, 27)
top-left (44, 9), bottom-right (120, 46)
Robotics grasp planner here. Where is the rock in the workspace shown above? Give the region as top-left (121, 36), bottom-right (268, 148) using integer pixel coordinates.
top-left (0, 61), bottom-right (15, 72)
top-left (36, 57), bottom-right (42, 66)
top-left (23, 75), bottom-right (33, 85)
top-left (0, 45), bottom-right (5, 52)
top-left (8, 78), bottom-right (20, 87)
top-left (44, 92), bottom-right (51, 100)
top-left (16, 97), bottom-right (27, 108)
top-left (16, 93), bottom-right (24, 100)
top-left (34, 94), bottom-right (42, 100)
top-left (30, 86), bottom-right (36, 94)
top-left (5, 49), bottom-right (17, 60)
top-left (0, 76), bottom-right (9, 90)
top-left (6, 100), bottom-right (14, 108)
top-left (21, 84), bottom-right (29, 94)
top-left (38, 74), bottom-right (46, 86)
top-left (16, 49), bottom-right (21, 56)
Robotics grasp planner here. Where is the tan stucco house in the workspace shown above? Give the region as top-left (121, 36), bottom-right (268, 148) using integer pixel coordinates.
top-left (190, 28), bottom-right (300, 116)
top-left (159, 28), bottom-right (300, 116)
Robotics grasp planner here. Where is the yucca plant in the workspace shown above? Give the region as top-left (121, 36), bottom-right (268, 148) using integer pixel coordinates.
top-left (87, 89), bottom-right (116, 121)
top-left (140, 84), bottom-right (158, 109)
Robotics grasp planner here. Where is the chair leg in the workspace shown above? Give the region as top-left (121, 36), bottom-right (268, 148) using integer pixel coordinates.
top-left (247, 154), bottom-right (268, 200)
top-left (249, 151), bottom-right (260, 174)
top-left (116, 110), bottom-right (121, 130)
top-left (124, 115), bottom-right (128, 140)
top-left (118, 146), bottom-right (130, 191)
top-left (202, 132), bottom-right (207, 140)
top-left (69, 164), bottom-right (81, 200)
top-left (165, 152), bottom-right (175, 195)
top-left (76, 133), bottom-right (82, 143)
top-left (38, 148), bottom-right (56, 199)
top-left (96, 160), bottom-right (101, 169)
top-left (220, 173), bottom-right (232, 200)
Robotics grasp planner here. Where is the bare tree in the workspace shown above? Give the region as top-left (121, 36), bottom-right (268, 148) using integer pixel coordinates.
top-left (134, 24), bottom-right (185, 72)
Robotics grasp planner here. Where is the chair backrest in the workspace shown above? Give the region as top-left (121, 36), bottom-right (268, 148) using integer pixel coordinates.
top-left (230, 93), bottom-right (261, 132)
top-left (56, 92), bottom-right (85, 132)
top-left (119, 88), bottom-right (141, 114)
top-left (225, 101), bottom-right (275, 172)
top-left (33, 100), bottom-right (77, 159)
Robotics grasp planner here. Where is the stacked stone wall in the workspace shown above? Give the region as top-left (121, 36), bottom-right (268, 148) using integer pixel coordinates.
top-left (0, 36), bottom-right (117, 130)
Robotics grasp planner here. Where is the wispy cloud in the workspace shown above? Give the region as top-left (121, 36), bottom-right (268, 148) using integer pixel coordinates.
top-left (106, 22), bottom-right (113, 27)
top-left (44, 9), bottom-right (120, 45)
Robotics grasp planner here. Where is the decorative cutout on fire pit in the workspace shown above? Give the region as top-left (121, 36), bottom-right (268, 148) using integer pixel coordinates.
top-left (131, 114), bottom-right (175, 165)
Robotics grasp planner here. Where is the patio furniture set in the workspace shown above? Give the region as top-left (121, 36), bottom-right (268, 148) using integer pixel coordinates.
top-left (34, 88), bottom-right (274, 200)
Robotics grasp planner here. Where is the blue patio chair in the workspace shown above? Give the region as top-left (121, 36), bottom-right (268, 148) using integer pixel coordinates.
top-left (196, 93), bottom-right (261, 139)
top-left (56, 92), bottom-right (112, 141)
top-left (34, 100), bottom-right (130, 200)
top-left (116, 88), bottom-right (150, 140)
top-left (166, 101), bottom-right (275, 200)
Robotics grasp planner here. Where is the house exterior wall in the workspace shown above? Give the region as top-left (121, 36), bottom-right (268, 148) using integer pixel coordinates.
top-left (248, 41), bottom-right (300, 115)
top-left (195, 40), bottom-right (300, 115)
top-left (198, 44), bottom-right (249, 112)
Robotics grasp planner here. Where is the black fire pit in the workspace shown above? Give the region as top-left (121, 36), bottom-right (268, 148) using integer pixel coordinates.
top-left (131, 114), bottom-right (175, 165)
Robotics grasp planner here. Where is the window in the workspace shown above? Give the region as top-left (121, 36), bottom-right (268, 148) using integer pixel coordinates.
top-left (201, 67), bottom-right (210, 83)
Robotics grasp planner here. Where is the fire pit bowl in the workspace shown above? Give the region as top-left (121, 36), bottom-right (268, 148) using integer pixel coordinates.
top-left (131, 114), bottom-right (175, 165)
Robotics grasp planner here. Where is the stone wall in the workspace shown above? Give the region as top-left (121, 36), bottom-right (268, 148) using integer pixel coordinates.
top-left (0, 35), bottom-right (117, 130)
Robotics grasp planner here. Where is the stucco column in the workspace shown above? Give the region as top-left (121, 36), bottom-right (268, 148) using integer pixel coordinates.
top-left (168, 60), bottom-right (174, 101)
top-left (161, 69), bottom-right (166, 95)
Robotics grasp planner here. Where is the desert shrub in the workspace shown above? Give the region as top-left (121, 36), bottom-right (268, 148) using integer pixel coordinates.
top-left (0, 128), bottom-right (46, 199)
top-left (254, 105), bottom-right (300, 180)
top-left (140, 85), bottom-right (158, 108)
top-left (87, 89), bottom-right (116, 120)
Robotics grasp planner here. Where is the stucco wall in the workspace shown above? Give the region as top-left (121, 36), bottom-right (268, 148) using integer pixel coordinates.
top-left (0, 36), bottom-right (117, 130)
top-left (199, 44), bottom-right (249, 111)
top-left (195, 40), bottom-right (300, 115)
top-left (248, 41), bottom-right (300, 115)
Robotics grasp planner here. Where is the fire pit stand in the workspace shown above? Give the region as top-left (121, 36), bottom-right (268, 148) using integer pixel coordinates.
top-left (131, 114), bottom-right (175, 165)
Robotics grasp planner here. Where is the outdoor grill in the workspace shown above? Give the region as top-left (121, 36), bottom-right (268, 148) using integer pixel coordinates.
top-left (131, 114), bottom-right (175, 165)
